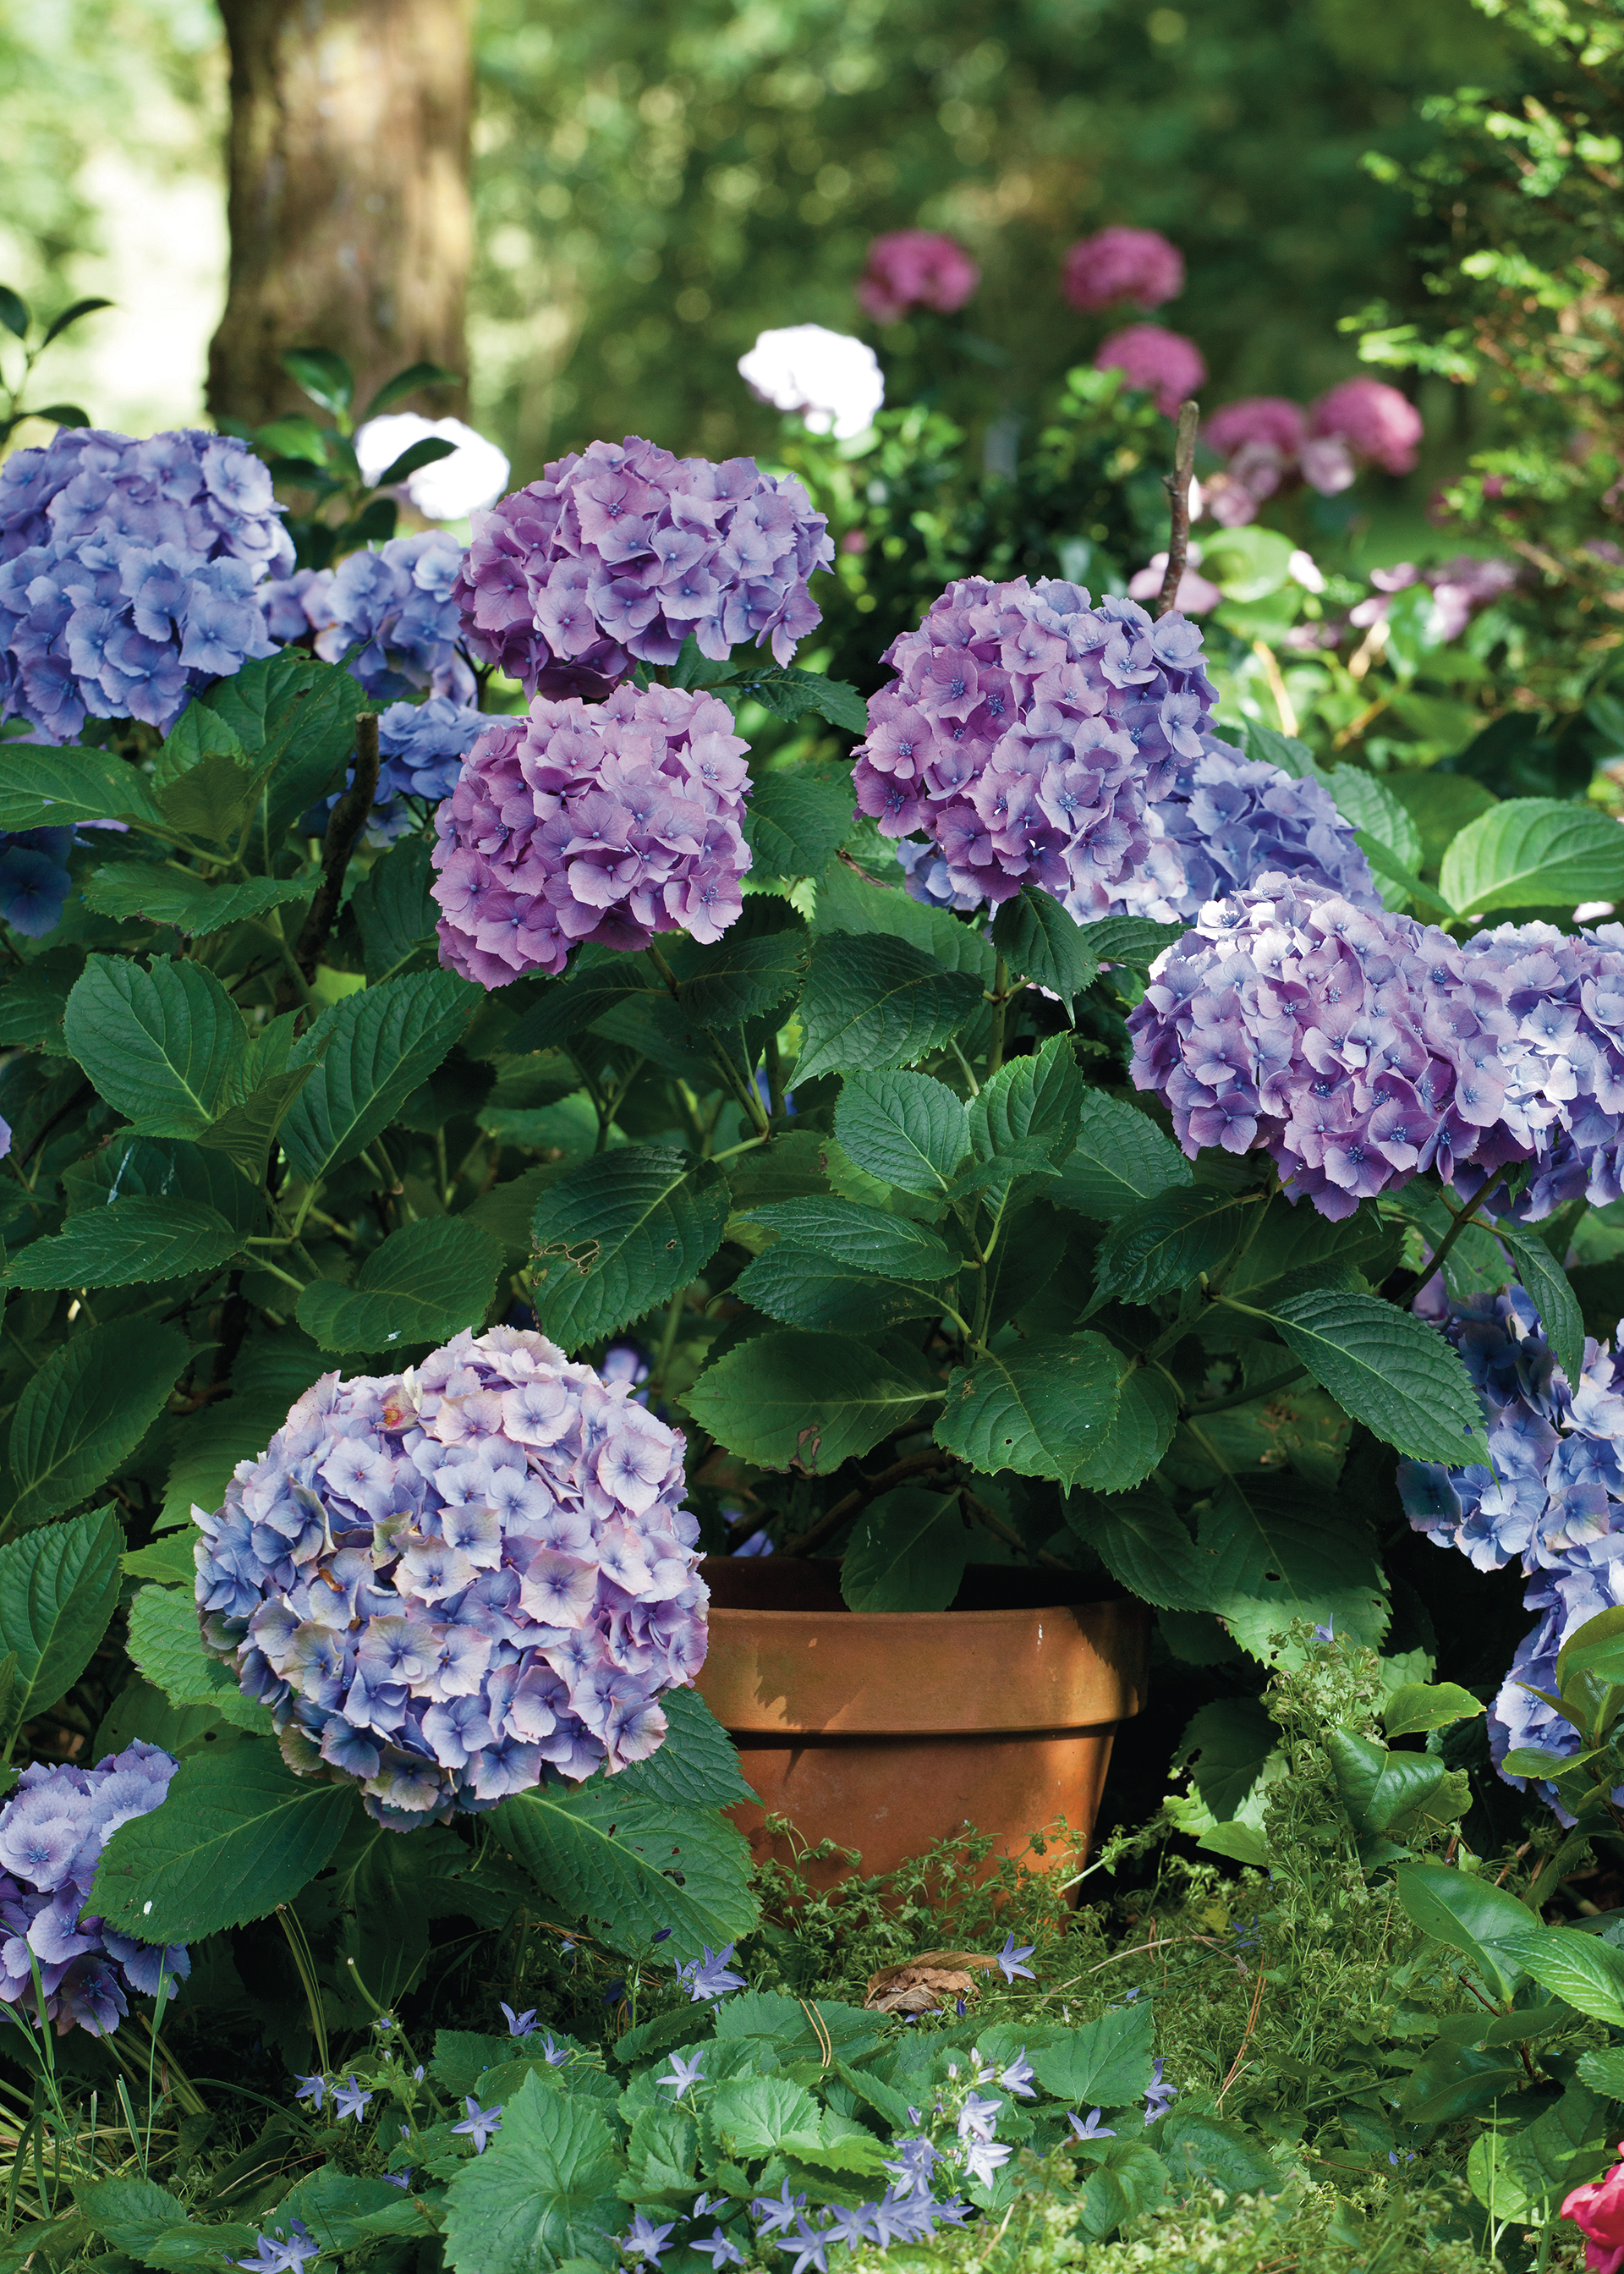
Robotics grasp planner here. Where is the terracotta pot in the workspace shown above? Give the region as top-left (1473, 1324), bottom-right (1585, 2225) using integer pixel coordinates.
top-left (695, 1558), bottom-right (1148, 1892)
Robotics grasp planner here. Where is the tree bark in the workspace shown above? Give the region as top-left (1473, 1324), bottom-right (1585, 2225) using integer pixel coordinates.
top-left (208, 0), bottom-right (473, 428)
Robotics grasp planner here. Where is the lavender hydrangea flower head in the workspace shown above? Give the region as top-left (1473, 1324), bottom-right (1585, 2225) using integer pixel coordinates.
top-left (194, 1325), bottom-right (708, 1828)
top-left (857, 575), bottom-right (1372, 930)
top-left (1127, 882), bottom-right (1624, 1221)
top-left (0, 1743), bottom-right (189, 2035)
top-left (853, 575), bottom-right (1197, 920)
top-left (0, 427), bottom-right (291, 742)
top-left (261, 530), bottom-right (474, 703)
top-left (431, 682), bottom-right (752, 988)
top-left (451, 436), bottom-right (833, 698)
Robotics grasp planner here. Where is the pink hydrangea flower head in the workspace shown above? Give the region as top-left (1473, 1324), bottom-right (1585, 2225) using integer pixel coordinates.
top-left (453, 436), bottom-right (833, 697)
top-left (1127, 881), bottom-right (1624, 1222)
top-left (851, 575), bottom-right (1376, 931)
top-left (1094, 325), bottom-right (1206, 418)
top-left (431, 682), bottom-right (753, 988)
top-left (195, 1327), bottom-right (708, 1828)
top-left (1062, 228), bottom-right (1184, 314)
top-left (1310, 378), bottom-right (1424, 475)
top-left (857, 231), bottom-right (980, 323)
top-left (1565, 2147), bottom-right (1624, 2274)
top-left (1203, 398), bottom-right (1308, 459)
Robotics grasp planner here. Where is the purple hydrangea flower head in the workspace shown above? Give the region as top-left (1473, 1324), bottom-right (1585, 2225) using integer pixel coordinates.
top-left (0, 1743), bottom-right (189, 2036)
top-left (451, 436), bottom-right (833, 697)
top-left (1127, 882), bottom-right (1624, 1222)
top-left (1094, 324), bottom-right (1206, 417)
top-left (430, 683), bottom-right (753, 988)
top-left (0, 427), bottom-right (290, 742)
top-left (262, 531), bottom-right (474, 704)
top-left (193, 1325), bottom-right (708, 1829)
top-left (856, 576), bottom-right (1376, 931)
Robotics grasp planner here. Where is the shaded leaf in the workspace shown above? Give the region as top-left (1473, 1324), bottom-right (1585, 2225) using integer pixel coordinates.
top-left (833, 1068), bottom-right (969, 1197)
top-left (742, 769), bottom-right (857, 882)
top-left (1272, 1288), bottom-right (1490, 1463)
top-left (935, 1333), bottom-right (1122, 1486)
top-left (281, 969), bottom-right (475, 1180)
top-left (63, 957), bottom-right (246, 1135)
top-left (842, 1488), bottom-right (967, 1612)
top-left (4, 1198), bottom-right (241, 1290)
top-left (492, 1783), bottom-right (758, 1962)
top-left (528, 1146), bottom-right (730, 1352)
top-left (794, 935), bottom-right (985, 1084)
top-left (297, 1217), bottom-right (502, 1352)
top-left (686, 1329), bottom-right (940, 1470)
top-left (9, 1321), bottom-right (189, 1529)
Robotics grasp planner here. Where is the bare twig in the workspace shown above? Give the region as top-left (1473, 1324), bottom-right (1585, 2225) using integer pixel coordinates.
top-left (295, 712), bottom-right (379, 980)
top-left (1215, 1963), bottom-right (1267, 2110)
top-left (1155, 399), bottom-right (1201, 618)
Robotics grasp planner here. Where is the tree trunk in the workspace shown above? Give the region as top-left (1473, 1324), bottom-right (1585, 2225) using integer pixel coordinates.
top-left (208, 0), bottom-right (473, 429)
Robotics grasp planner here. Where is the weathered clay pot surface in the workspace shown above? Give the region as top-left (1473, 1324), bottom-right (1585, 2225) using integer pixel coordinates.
top-left (696, 1557), bottom-right (1149, 1890)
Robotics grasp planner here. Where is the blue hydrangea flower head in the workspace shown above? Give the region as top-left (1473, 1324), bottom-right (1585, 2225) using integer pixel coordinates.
top-left (1399, 1283), bottom-right (1624, 1816)
top-left (262, 530), bottom-right (474, 704)
top-left (312, 695), bottom-right (488, 849)
top-left (1128, 881), bottom-right (1624, 1222)
top-left (0, 1741), bottom-right (189, 2035)
top-left (0, 428), bottom-right (291, 742)
top-left (194, 1325), bottom-right (708, 1828)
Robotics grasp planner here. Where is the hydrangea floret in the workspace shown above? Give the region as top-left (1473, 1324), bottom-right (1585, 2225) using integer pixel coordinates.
top-left (262, 530), bottom-right (474, 703)
top-left (853, 575), bottom-right (1376, 928)
top-left (452, 437), bottom-right (833, 700)
top-left (431, 682), bottom-right (752, 987)
top-left (194, 1325), bottom-right (708, 1828)
top-left (0, 1743), bottom-right (189, 2035)
top-left (1127, 881), bottom-right (1624, 1221)
top-left (1399, 1285), bottom-right (1624, 1808)
top-left (0, 427), bottom-right (290, 742)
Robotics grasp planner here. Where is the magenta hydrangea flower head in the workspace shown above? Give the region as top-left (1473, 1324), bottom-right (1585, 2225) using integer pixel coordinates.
top-left (1093, 324), bottom-right (1206, 418)
top-left (1309, 377), bottom-right (1424, 476)
top-left (1396, 1285), bottom-right (1624, 1817)
top-left (1062, 228), bottom-right (1184, 314)
top-left (1202, 398), bottom-right (1308, 459)
top-left (857, 231), bottom-right (981, 323)
top-left (261, 530), bottom-right (474, 703)
top-left (431, 681), bottom-right (752, 988)
top-left (0, 427), bottom-right (291, 742)
top-left (452, 437), bottom-right (833, 699)
top-left (1127, 883), bottom-right (1624, 1222)
top-left (194, 1326), bottom-right (708, 1830)
top-left (0, 1743), bottom-right (189, 2036)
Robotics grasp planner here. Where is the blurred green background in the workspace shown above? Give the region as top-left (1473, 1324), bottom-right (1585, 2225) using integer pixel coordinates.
top-left (0, 0), bottom-right (1514, 481)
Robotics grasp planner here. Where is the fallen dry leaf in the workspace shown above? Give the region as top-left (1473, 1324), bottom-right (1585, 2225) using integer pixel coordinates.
top-left (863, 1948), bottom-right (1002, 2014)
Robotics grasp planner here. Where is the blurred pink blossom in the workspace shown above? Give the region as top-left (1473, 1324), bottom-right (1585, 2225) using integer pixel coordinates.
top-left (1095, 324), bottom-right (1206, 417)
top-left (857, 231), bottom-right (980, 322)
top-left (1203, 398), bottom-right (1307, 459)
top-left (1310, 377), bottom-right (1424, 475)
top-left (1062, 228), bottom-right (1184, 313)
top-left (1127, 548), bottom-right (1222, 613)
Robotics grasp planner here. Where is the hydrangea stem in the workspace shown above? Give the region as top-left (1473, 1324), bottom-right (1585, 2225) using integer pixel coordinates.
top-left (987, 956), bottom-right (1011, 1079)
top-left (645, 942), bottom-right (771, 1137)
top-left (294, 711), bottom-right (380, 982)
